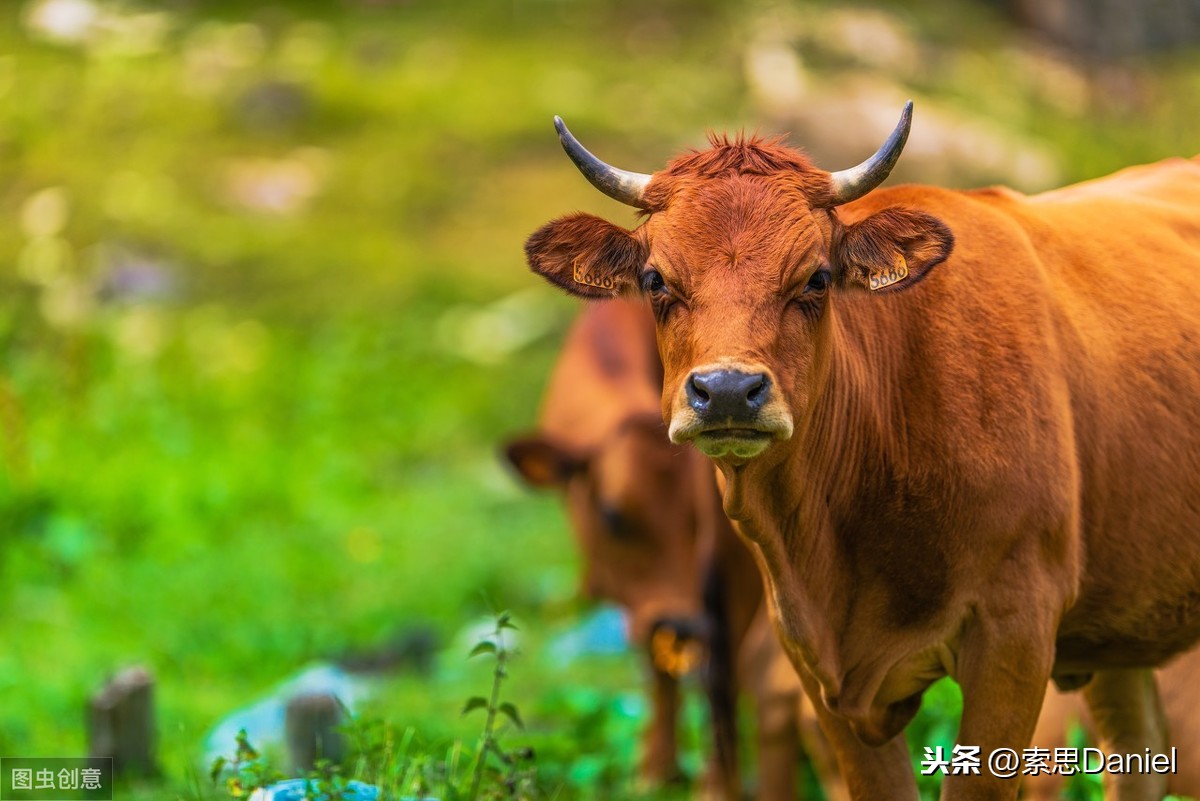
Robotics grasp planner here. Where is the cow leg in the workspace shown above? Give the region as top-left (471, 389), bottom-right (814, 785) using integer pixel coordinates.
top-left (1021, 685), bottom-right (1080, 801)
top-left (1081, 668), bottom-right (1168, 801)
top-left (795, 691), bottom-right (851, 801)
top-left (641, 666), bottom-right (685, 787)
top-left (797, 669), bottom-right (917, 801)
top-left (946, 603), bottom-right (1057, 801)
top-left (752, 689), bottom-right (798, 801)
top-left (738, 610), bottom-right (798, 801)
top-left (702, 569), bottom-right (744, 801)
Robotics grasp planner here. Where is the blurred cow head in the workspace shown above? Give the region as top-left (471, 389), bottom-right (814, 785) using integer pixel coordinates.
top-left (504, 413), bottom-right (705, 676)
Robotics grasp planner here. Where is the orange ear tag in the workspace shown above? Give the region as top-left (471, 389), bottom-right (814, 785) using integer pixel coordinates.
top-left (573, 257), bottom-right (617, 291)
top-left (868, 253), bottom-right (910, 291)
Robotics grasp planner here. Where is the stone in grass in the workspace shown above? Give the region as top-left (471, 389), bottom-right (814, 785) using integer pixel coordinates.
top-left (284, 692), bottom-right (346, 773)
top-left (87, 665), bottom-right (157, 776)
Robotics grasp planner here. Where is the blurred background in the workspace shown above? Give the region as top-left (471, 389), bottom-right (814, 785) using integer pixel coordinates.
top-left (2, 0), bottom-right (1199, 798)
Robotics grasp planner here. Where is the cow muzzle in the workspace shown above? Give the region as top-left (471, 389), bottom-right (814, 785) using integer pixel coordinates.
top-left (648, 616), bottom-right (708, 678)
top-left (668, 365), bottom-right (794, 460)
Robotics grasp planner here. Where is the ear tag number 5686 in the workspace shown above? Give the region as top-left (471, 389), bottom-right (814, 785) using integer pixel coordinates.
top-left (869, 254), bottom-right (909, 291)
top-left (573, 257), bottom-right (616, 290)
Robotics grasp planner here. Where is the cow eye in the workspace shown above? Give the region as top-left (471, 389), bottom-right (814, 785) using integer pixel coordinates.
top-left (641, 269), bottom-right (668, 295)
top-left (804, 269), bottom-right (831, 294)
top-left (600, 504), bottom-right (633, 539)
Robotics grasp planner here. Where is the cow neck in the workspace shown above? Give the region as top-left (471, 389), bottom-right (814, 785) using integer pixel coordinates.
top-left (716, 293), bottom-right (911, 692)
top-left (806, 293), bottom-right (912, 515)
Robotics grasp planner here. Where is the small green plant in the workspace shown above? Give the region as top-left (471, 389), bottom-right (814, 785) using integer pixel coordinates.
top-left (209, 728), bottom-right (283, 799)
top-left (460, 611), bottom-right (536, 801)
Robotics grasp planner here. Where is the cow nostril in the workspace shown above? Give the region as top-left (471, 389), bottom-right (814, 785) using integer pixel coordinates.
top-left (686, 373), bottom-right (710, 406)
top-left (746, 375), bottom-right (767, 404)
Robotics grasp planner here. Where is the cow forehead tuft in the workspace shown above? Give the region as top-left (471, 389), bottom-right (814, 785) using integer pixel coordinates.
top-left (641, 136), bottom-right (836, 212)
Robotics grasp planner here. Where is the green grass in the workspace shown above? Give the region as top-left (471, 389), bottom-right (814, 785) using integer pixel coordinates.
top-left (2, 1), bottom-right (1199, 799)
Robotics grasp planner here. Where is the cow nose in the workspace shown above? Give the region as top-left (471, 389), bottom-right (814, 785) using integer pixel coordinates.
top-left (649, 616), bottom-right (709, 677)
top-left (686, 370), bottom-right (770, 421)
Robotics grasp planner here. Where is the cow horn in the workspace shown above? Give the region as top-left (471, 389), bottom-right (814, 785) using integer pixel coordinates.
top-left (554, 116), bottom-right (653, 209)
top-left (827, 101), bottom-right (913, 205)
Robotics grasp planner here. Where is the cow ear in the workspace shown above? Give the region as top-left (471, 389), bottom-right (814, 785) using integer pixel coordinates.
top-left (832, 207), bottom-right (954, 294)
top-left (502, 434), bottom-right (584, 489)
top-left (525, 213), bottom-right (645, 299)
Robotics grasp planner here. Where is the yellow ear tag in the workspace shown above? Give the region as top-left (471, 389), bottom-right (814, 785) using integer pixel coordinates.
top-left (868, 253), bottom-right (909, 291)
top-left (573, 257), bottom-right (617, 291)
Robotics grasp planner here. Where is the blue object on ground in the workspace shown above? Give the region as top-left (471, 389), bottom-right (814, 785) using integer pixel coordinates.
top-left (546, 605), bottom-right (630, 665)
top-left (248, 779), bottom-right (382, 800)
top-left (248, 778), bottom-right (438, 801)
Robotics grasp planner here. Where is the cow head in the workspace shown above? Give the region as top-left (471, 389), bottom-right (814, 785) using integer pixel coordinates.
top-left (503, 414), bottom-right (706, 677)
top-left (525, 104), bottom-right (953, 465)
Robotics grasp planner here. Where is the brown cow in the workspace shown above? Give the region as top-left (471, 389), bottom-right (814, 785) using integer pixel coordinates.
top-left (503, 299), bottom-right (846, 800)
top-left (523, 104), bottom-right (1200, 800)
top-left (1025, 650), bottom-right (1200, 799)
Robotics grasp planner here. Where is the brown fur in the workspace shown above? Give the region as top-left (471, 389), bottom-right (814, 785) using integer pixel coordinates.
top-left (526, 129), bottom-right (1200, 800)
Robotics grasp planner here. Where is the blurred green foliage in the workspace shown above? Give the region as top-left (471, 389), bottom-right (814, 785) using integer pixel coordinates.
top-left (1, 0), bottom-right (1199, 799)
